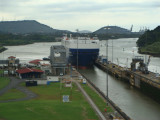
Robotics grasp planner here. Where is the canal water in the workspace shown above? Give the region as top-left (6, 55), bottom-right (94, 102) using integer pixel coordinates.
top-left (1, 38), bottom-right (160, 120)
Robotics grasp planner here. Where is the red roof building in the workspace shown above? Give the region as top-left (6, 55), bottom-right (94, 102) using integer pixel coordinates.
top-left (16, 68), bottom-right (44, 74)
top-left (8, 56), bottom-right (16, 59)
top-left (16, 68), bottom-right (44, 79)
top-left (29, 59), bottom-right (42, 65)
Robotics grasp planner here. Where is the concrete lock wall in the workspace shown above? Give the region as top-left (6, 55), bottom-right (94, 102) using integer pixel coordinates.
top-left (134, 75), bottom-right (140, 88)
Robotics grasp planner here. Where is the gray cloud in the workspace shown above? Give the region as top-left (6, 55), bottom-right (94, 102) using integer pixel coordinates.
top-left (1, 0), bottom-right (160, 13)
top-left (0, 0), bottom-right (160, 31)
top-left (34, 1), bottom-right (160, 14)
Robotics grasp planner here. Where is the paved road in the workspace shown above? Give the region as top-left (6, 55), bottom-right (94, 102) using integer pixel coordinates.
top-left (74, 80), bottom-right (107, 120)
top-left (0, 77), bottom-right (37, 103)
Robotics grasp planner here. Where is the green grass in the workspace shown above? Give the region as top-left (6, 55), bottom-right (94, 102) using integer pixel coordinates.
top-left (0, 89), bottom-right (26, 100)
top-left (82, 84), bottom-right (113, 113)
top-left (0, 83), bottom-right (99, 120)
top-left (0, 70), bottom-right (4, 74)
top-left (0, 77), bottom-right (10, 90)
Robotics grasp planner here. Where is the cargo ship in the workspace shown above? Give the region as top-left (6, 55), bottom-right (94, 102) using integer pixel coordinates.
top-left (61, 34), bottom-right (100, 69)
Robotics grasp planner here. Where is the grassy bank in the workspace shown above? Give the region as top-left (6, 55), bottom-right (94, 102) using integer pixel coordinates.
top-left (0, 82), bottom-right (99, 120)
top-left (0, 77), bottom-right (10, 90)
top-left (82, 84), bottom-right (113, 113)
top-left (139, 42), bottom-right (160, 56)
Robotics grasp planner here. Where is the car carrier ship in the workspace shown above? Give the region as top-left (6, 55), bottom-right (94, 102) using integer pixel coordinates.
top-left (61, 34), bottom-right (100, 69)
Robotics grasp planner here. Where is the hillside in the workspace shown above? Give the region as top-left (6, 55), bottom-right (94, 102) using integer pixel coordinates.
top-left (0, 21), bottom-right (141, 46)
top-left (78, 30), bottom-right (92, 33)
top-left (0, 20), bottom-right (71, 34)
top-left (137, 26), bottom-right (160, 56)
top-left (94, 26), bottom-right (132, 34)
top-left (91, 26), bottom-right (140, 40)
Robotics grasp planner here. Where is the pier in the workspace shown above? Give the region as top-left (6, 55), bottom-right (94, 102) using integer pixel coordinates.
top-left (95, 58), bottom-right (160, 102)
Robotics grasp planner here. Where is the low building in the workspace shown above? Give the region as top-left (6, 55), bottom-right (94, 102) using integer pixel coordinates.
top-left (40, 61), bottom-right (51, 74)
top-left (16, 68), bottom-right (44, 79)
top-left (29, 59), bottom-right (42, 66)
top-left (0, 56), bottom-right (20, 75)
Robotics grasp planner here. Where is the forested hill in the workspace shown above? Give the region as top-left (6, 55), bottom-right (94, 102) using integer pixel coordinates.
top-left (0, 20), bottom-right (70, 34)
top-left (137, 26), bottom-right (160, 55)
top-left (94, 26), bottom-right (131, 34)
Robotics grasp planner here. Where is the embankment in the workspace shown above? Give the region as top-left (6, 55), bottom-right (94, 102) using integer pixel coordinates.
top-left (0, 47), bottom-right (7, 53)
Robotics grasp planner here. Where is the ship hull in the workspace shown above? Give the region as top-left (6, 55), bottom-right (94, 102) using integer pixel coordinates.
top-left (69, 48), bottom-right (99, 69)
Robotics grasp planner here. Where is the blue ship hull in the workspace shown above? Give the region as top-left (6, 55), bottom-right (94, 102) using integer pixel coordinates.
top-left (69, 49), bottom-right (99, 68)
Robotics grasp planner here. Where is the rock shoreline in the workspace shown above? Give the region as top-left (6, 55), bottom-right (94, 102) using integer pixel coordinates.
top-left (0, 47), bottom-right (8, 53)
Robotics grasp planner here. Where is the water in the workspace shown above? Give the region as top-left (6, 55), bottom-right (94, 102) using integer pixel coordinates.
top-left (80, 67), bottom-right (160, 120)
top-left (1, 39), bottom-right (160, 120)
top-left (100, 38), bottom-right (160, 73)
top-left (0, 42), bottom-right (60, 63)
top-left (81, 38), bottom-right (160, 120)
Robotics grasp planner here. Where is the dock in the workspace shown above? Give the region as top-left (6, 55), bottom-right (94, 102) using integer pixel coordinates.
top-left (95, 58), bottom-right (160, 102)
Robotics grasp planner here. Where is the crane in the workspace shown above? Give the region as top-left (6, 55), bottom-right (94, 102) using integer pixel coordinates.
top-left (130, 25), bottom-right (133, 32)
top-left (142, 55), bottom-right (151, 74)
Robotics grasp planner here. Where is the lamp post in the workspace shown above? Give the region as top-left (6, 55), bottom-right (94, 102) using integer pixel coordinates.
top-left (111, 36), bottom-right (114, 63)
top-left (76, 29), bottom-right (79, 72)
top-left (112, 39), bottom-right (113, 63)
top-left (77, 37), bottom-right (79, 72)
top-left (106, 40), bottom-right (109, 105)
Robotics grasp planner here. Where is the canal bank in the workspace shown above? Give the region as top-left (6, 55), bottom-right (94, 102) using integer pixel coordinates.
top-left (80, 73), bottom-right (131, 120)
top-left (1, 39), bottom-right (160, 120)
top-left (94, 59), bottom-right (160, 103)
top-left (0, 47), bottom-right (7, 53)
top-left (80, 66), bottom-right (160, 120)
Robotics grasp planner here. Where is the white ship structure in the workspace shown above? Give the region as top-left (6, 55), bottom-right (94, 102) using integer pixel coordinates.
top-left (61, 34), bottom-right (100, 69)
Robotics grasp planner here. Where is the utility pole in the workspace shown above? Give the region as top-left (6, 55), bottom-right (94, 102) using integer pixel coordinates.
top-left (106, 40), bottom-right (109, 105)
top-left (76, 29), bottom-right (79, 72)
top-left (112, 39), bottom-right (113, 63)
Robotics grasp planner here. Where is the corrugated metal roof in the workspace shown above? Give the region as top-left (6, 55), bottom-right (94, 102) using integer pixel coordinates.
top-left (16, 68), bottom-right (44, 74)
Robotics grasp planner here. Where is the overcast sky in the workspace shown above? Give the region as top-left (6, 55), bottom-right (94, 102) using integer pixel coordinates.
top-left (0, 0), bottom-right (160, 32)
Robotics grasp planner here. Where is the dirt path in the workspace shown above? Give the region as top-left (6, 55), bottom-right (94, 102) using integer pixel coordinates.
top-left (0, 77), bottom-right (37, 103)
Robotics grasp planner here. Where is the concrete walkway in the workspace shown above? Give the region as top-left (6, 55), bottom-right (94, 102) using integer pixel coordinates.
top-left (0, 77), bottom-right (37, 103)
top-left (74, 80), bottom-right (107, 120)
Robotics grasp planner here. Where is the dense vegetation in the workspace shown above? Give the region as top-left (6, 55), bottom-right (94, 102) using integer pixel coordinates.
top-left (137, 26), bottom-right (160, 55)
top-left (94, 26), bottom-right (132, 34)
top-left (0, 32), bottom-right (141, 47)
top-left (0, 20), bottom-right (70, 34)
top-left (0, 33), bottom-right (56, 46)
top-left (0, 20), bottom-right (141, 47)
top-left (94, 33), bottom-right (140, 40)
